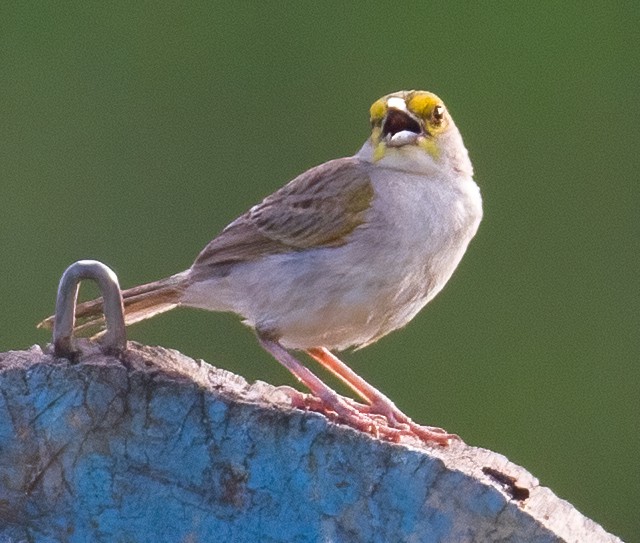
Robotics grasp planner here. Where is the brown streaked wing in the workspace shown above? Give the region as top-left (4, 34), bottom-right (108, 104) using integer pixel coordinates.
top-left (190, 157), bottom-right (374, 277)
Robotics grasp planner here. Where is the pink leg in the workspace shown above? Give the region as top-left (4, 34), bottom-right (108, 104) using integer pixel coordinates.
top-left (258, 336), bottom-right (391, 436)
top-left (306, 347), bottom-right (458, 445)
top-left (257, 336), bottom-right (454, 446)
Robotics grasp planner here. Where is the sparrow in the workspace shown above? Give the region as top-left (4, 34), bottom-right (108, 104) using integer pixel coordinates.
top-left (40, 90), bottom-right (482, 446)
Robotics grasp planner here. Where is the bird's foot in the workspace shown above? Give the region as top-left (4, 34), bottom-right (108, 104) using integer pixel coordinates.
top-left (365, 398), bottom-right (460, 446)
top-left (281, 387), bottom-right (457, 446)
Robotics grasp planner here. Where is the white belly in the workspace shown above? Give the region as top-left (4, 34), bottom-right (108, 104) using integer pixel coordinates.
top-left (182, 170), bottom-right (482, 351)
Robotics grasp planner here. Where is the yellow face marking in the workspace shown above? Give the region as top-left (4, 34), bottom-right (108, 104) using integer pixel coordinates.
top-left (406, 91), bottom-right (448, 136)
top-left (373, 141), bottom-right (386, 162)
top-left (418, 137), bottom-right (440, 159)
top-left (406, 91), bottom-right (442, 119)
top-left (369, 98), bottom-right (387, 125)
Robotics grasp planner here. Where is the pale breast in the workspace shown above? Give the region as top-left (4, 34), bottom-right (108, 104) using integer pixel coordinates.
top-left (344, 169), bottom-right (482, 345)
top-left (182, 165), bottom-right (481, 351)
top-left (259, 170), bottom-right (481, 350)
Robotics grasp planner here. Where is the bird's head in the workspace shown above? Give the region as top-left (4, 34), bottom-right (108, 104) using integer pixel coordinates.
top-left (361, 90), bottom-right (472, 176)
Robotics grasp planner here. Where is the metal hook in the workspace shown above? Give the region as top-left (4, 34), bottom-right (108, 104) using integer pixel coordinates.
top-left (53, 260), bottom-right (126, 358)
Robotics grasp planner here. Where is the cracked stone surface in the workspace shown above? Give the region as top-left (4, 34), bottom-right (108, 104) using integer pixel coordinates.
top-left (0, 342), bottom-right (622, 543)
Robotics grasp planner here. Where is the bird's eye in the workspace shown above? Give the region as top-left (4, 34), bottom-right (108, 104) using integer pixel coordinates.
top-left (433, 105), bottom-right (445, 123)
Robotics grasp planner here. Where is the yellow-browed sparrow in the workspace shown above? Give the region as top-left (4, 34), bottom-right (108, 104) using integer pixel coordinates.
top-left (40, 90), bottom-right (482, 446)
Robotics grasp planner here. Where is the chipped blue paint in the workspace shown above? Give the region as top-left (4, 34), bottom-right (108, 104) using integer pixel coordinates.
top-left (0, 347), bottom-right (583, 543)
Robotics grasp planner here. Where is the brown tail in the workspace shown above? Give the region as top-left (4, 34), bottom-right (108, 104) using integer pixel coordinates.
top-left (37, 272), bottom-right (189, 336)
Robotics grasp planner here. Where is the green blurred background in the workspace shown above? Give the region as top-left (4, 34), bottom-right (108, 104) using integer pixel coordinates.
top-left (2, 3), bottom-right (638, 540)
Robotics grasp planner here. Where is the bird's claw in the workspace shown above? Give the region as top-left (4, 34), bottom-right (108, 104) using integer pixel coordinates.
top-left (280, 387), bottom-right (458, 446)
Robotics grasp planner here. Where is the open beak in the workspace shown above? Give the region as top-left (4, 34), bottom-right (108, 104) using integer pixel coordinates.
top-left (381, 108), bottom-right (424, 147)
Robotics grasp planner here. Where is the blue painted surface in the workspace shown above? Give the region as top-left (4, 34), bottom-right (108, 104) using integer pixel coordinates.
top-left (0, 348), bottom-right (568, 542)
